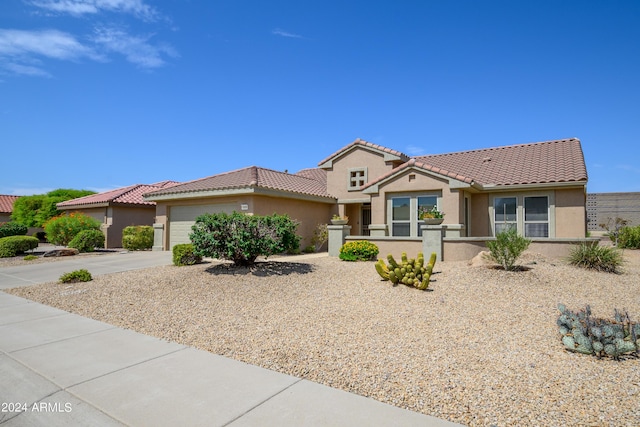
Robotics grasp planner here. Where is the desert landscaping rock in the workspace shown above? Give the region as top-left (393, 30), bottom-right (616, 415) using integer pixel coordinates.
top-left (6, 251), bottom-right (640, 426)
top-left (43, 248), bottom-right (80, 257)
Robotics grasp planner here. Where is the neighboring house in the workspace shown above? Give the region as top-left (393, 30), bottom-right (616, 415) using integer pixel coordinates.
top-left (57, 181), bottom-right (180, 248)
top-left (0, 195), bottom-right (20, 223)
top-left (145, 137), bottom-right (590, 260)
top-left (587, 192), bottom-right (640, 233)
top-left (144, 166), bottom-right (336, 251)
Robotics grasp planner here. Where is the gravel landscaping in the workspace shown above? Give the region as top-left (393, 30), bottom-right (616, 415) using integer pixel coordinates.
top-left (6, 250), bottom-right (640, 426)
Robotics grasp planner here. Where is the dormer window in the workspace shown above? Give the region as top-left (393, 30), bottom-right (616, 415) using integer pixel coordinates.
top-left (348, 167), bottom-right (367, 190)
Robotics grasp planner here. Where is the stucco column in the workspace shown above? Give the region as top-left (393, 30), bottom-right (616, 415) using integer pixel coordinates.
top-left (368, 224), bottom-right (387, 237)
top-left (328, 225), bottom-right (351, 257)
top-left (152, 223), bottom-right (164, 251)
top-left (421, 225), bottom-right (447, 261)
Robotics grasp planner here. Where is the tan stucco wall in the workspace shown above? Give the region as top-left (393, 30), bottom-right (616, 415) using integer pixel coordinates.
top-left (555, 188), bottom-right (587, 238)
top-left (367, 168), bottom-right (458, 227)
top-left (107, 205), bottom-right (156, 248)
top-left (155, 195), bottom-right (334, 251)
top-left (251, 195), bottom-right (335, 249)
top-left (325, 147), bottom-right (398, 201)
top-left (68, 206), bottom-right (155, 248)
top-left (469, 193), bottom-right (490, 237)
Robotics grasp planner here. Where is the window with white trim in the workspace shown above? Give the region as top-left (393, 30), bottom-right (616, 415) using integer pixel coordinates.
top-left (494, 197), bottom-right (517, 234)
top-left (390, 194), bottom-right (440, 237)
top-left (492, 194), bottom-right (552, 237)
top-left (524, 196), bottom-right (549, 237)
top-left (348, 168), bottom-right (367, 190)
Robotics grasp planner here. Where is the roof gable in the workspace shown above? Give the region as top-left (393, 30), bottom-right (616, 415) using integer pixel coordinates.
top-left (318, 138), bottom-right (410, 168)
top-left (144, 166), bottom-right (333, 200)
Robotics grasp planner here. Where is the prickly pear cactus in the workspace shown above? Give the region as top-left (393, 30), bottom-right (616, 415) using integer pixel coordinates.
top-left (557, 303), bottom-right (639, 360)
top-left (375, 252), bottom-right (437, 290)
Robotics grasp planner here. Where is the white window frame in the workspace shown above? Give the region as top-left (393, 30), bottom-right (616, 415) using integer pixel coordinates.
top-left (347, 167), bottom-right (368, 191)
top-left (388, 193), bottom-right (441, 237)
top-left (490, 192), bottom-right (555, 238)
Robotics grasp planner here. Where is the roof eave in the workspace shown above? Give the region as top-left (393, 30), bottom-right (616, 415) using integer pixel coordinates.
top-left (145, 187), bottom-right (336, 204)
top-left (479, 180), bottom-right (588, 192)
top-left (58, 202), bottom-right (110, 209)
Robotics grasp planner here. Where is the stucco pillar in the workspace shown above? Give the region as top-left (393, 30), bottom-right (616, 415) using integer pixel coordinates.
top-left (368, 224), bottom-right (387, 237)
top-left (152, 223), bottom-right (164, 251)
top-left (421, 225), bottom-right (447, 261)
top-left (328, 225), bottom-right (351, 257)
top-left (99, 224), bottom-right (109, 249)
top-left (444, 224), bottom-right (465, 238)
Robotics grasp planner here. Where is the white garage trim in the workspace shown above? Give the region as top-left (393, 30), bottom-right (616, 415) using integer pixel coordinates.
top-left (168, 204), bottom-right (236, 248)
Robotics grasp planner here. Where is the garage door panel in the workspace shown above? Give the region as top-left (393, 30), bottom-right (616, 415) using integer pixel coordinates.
top-left (169, 204), bottom-right (236, 248)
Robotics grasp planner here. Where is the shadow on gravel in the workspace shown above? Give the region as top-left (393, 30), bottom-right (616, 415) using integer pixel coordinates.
top-left (205, 261), bottom-right (315, 277)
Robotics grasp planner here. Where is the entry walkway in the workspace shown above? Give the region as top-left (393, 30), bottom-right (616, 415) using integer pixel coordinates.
top-left (1, 252), bottom-right (463, 426)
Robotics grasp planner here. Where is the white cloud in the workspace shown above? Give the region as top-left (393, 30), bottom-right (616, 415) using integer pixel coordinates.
top-left (92, 26), bottom-right (178, 68)
top-left (272, 28), bottom-right (303, 39)
top-left (0, 29), bottom-right (104, 76)
top-left (29, 0), bottom-right (159, 21)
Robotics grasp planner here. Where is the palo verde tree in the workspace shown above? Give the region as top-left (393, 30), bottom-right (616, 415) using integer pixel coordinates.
top-left (189, 211), bottom-right (300, 266)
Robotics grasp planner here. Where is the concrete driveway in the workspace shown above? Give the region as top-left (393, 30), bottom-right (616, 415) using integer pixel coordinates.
top-left (0, 251), bottom-right (173, 290)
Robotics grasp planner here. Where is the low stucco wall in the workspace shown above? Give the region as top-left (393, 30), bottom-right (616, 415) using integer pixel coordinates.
top-left (342, 235), bottom-right (600, 262)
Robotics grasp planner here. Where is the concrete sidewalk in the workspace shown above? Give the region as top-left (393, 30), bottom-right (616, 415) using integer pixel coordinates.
top-left (1, 253), bottom-right (463, 426)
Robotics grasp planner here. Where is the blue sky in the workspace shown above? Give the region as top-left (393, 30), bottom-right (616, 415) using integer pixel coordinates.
top-left (1, 0), bottom-right (639, 196)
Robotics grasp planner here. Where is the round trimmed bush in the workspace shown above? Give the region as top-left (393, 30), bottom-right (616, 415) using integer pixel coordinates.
top-left (68, 229), bottom-right (105, 253)
top-left (0, 236), bottom-right (39, 257)
top-left (173, 243), bottom-right (202, 266)
top-left (339, 240), bottom-right (379, 261)
top-left (122, 225), bottom-right (153, 250)
top-left (0, 222), bottom-right (28, 238)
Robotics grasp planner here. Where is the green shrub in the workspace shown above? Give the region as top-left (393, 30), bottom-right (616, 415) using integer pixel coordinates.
top-left (190, 212), bottom-right (300, 266)
top-left (0, 222), bottom-right (28, 238)
top-left (122, 225), bottom-right (154, 250)
top-left (568, 243), bottom-right (623, 273)
top-left (172, 243), bottom-right (202, 266)
top-left (68, 229), bottom-right (105, 252)
top-left (23, 254), bottom-right (38, 261)
top-left (310, 223), bottom-right (328, 252)
top-left (486, 228), bottom-right (531, 271)
top-left (43, 212), bottom-right (101, 246)
top-left (0, 236), bottom-right (39, 257)
top-left (617, 225), bottom-right (640, 249)
top-left (59, 269), bottom-right (92, 283)
top-left (303, 245), bottom-right (316, 253)
top-left (339, 240), bottom-right (379, 261)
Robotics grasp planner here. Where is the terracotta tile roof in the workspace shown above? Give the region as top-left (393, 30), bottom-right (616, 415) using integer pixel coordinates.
top-left (412, 138), bottom-right (587, 186)
top-left (295, 167), bottom-right (327, 187)
top-left (0, 195), bottom-right (20, 214)
top-left (57, 181), bottom-right (181, 208)
top-left (317, 138), bottom-right (410, 167)
top-left (145, 166), bottom-right (333, 200)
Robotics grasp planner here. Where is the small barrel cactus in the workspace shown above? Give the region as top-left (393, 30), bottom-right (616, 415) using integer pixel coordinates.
top-left (375, 252), bottom-right (437, 290)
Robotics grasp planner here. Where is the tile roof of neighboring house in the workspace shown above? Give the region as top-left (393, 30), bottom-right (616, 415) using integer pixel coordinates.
top-left (0, 195), bottom-right (20, 214)
top-left (317, 138), bottom-right (410, 167)
top-left (412, 138), bottom-right (587, 187)
top-left (57, 181), bottom-right (181, 208)
top-left (144, 166), bottom-right (333, 200)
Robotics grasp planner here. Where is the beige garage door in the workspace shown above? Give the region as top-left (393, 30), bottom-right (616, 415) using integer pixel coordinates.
top-left (169, 204), bottom-right (236, 248)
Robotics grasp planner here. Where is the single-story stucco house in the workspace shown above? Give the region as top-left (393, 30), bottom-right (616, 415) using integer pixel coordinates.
top-left (144, 137), bottom-right (591, 260)
top-left (57, 181), bottom-right (179, 248)
top-left (0, 195), bottom-right (20, 223)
